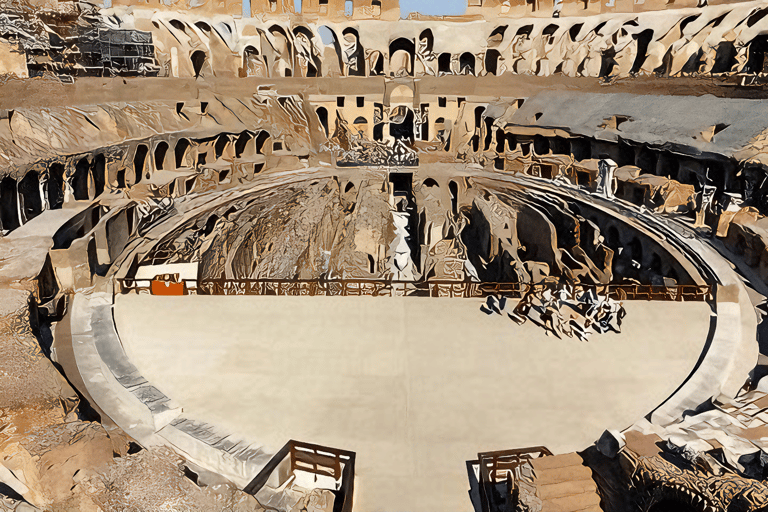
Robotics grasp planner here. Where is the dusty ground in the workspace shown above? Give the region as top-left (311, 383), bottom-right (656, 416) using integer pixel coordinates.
top-left (115, 294), bottom-right (712, 512)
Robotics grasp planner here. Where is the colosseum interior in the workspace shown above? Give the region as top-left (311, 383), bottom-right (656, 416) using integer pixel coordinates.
top-left (4, 0), bottom-right (768, 510)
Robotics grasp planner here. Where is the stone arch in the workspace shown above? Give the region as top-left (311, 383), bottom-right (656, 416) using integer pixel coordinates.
top-left (191, 50), bottom-right (208, 78)
top-left (316, 107), bottom-right (329, 136)
top-left (269, 25), bottom-right (293, 77)
top-left (255, 131), bottom-right (270, 154)
top-left (235, 131), bottom-right (255, 158)
top-left (242, 45), bottom-right (267, 77)
top-left (390, 108), bottom-right (415, 142)
top-left (0, 177), bottom-right (20, 231)
top-left (342, 27), bottom-right (366, 77)
top-left (389, 38), bottom-right (415, 76)
top-left (175, 138), bottom-right (192, 168)
top-left (389, 84), bottom-right (415, 106)
top-left (460, 52), bottom-right (476, 75)
top-left (293, 26), bottom-right (321, 77)
top-left (18, 171), bottom-right (42, 222)
top-left (48, 163), bottom-right (65, 209)
top-left (485, 49), bottom-right (502, 75)
top-left (93, 154), bottom-right (106, 197)
top-left (72, 157), bottom-right (91, 200)
top-left (215, 134), bottom-right (232, 160)
top-left (134, 144), bottom-right (148, 184)
top-left (154, 141), bottom-right (170, 171)
top-left (438, 53), bottom-right (452, 74)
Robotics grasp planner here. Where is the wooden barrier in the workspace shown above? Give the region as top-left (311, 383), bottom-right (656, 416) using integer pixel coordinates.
top-left (116, 277), bottom-right (712, 302)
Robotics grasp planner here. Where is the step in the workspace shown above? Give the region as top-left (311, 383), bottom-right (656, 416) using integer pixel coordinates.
top-left (540, 491), bottom-right (601, 512)
top-left (530, 452), bottom-right (585, 471)
top-left (537, 479), bottom-right (598, 501)
top-left (532, 465), bottom-right (594, 486)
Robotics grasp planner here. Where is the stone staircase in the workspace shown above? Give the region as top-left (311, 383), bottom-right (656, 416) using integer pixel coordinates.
top-left (530, 453), bottom-right (602, 512)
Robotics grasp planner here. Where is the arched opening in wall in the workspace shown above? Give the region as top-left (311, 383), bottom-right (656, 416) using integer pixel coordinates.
top-left (495, 128), bottom-right (507, 153)
top-left (484, 117), bottom-right (495, 150)
top-left (294, 26), bottom-right (321, 77)
top-left (711, 41), bottom-right (737, 74)
top-left (255, 131), bottom-right (270, 154)
top-left (368, 254), bottom-right (376, 274)
top-left (423, 178), bottom-right (439, 191)
top-left (342, 27), bottom-right (366, 77)
top-left (72, 158), bottom-right (90, 200)
top-left (449, 180), bottom-right (458, 214)
top-left (18, 171), bottom-right (42, 222)
top-left (389, 38), bottom-right (415, 76)
top-left (438, 53), bottom-right (452, 74)
top-left (175, 138), bottom-right (191, 168)
top-left (744, 35), bottom-right (768, 74)
top-left (215, 135), bottom-right (230, 160)
top-left (371, 52), bottom-right (384, 75)
top-left (154, 141), bottom-right (169, 171)
top-left (352, 116), bottom-right (368, 137)
top-left (533, 136), bottom-right (550, 155)
top-left (630, 29), bottom-right (654, 75)
top-left (269, 25), bottom-right (293, 77)
top-left (505, 132), bottom-right (516, 152)
top-left (390, 109), bottom-right (415, 142)
top-left (372, 0), bottom-right (381, 15)
top-left (568, 23), bottom-right (583, 42)
top-left (460, 52), bottom-right (475, 75)
top-left (169, 19), bottom-right (187, 32)
top-left (418, 28), bottom-right (434, 56)
top-left (195, 21), bottom-right (211, 33)
top-left (243, 46), bottom-right (266, 77)
top-left (134, 144), bottom-right (148, 184)
top-left (316, 107), bottom-right (329, 137)
top-left (0, 177), bottom-right (19, 231)
top-left (48, 163), bottom-right (65, 209)
top-left (235, 131), bottom-right (253, 158)
top-left (318, 25), bottom-right (345, 76)
top-left (93, 154), bottom-right (106, 197)
top-left (345, 0), bottom-right (353, 16)
top-left (485, 49), bottom-right (501, 76)
top-left (191, 50), bottom-right (207, 78)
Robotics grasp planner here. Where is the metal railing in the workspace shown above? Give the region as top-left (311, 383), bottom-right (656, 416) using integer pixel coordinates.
top-left (115, 277), bottom-right (712, 301)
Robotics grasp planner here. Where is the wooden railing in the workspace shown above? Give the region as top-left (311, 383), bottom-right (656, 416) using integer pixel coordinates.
top-left (243, 440), bottom-right (355, 512)
top-left (115, 277), bottom-right (713, 302)
top-left (476, 446), bottom-right (553, 512)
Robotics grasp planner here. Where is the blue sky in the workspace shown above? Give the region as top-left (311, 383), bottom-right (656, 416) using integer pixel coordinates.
top-left (293, 0), bottom-right (467, 17)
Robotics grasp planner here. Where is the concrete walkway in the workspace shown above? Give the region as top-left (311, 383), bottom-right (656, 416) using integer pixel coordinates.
top-left (114, 294), bottom-right (711, 512)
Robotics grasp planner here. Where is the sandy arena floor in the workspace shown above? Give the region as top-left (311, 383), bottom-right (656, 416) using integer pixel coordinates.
top-left (114, 294), bottom-right (712, 512)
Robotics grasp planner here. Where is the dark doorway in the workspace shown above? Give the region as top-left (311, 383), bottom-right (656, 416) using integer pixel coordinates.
top-left (0, 177), bottom-right (19, 231)
top-left (48, 163), bottom-right (65, 209)
top-left (154, 141), bottom-right (169, 170)
top-left (72, 158), bottom-right (90, 200)
top-left (191, 50), bottom-right (207, 78)
top-left (390, 109), bottom-right (415, 141)
top-left (134, 145), bottom-right (148, 184)
top-left (316, 107), bottom-right (329, 136)
top-left (93, 154), bottom-right (106, 197)
top-left (18, 171), bottom-right (42, 222)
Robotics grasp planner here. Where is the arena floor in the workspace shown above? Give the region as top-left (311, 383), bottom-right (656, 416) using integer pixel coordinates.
top-left (114, 294), bottom-right (712, 512)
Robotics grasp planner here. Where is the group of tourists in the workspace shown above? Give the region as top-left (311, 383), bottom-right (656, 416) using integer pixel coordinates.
top-left (483, 284), bottom-right (626, 341)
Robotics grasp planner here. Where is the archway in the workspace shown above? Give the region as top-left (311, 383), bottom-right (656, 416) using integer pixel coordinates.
top-left (175, 138), bottom-right (191, 168)
top-left (438, 53), bottom-right (452, 74)
top-left (389, 38), bottom-right (415, 76)
top-left (0, 177), bottom-right (19, 231)
top-left (72, 158), bottom-right (90, 200)
top-left (93, 154), bottom-right (106, 197)
top-left (235, 131), bottom-right (254, 158)
top-left (316, 107), bottom-right (329, 136)
top-left (390, 109), bottom-right (415, 142)
top-left (18, 171), bottom-right (42, 222)
top-left (460, 52), bottom-right (476, 75)
top-left (243, 46), bottom-right (267, 77)
top-left (154, 141), bottom-right (169, 171)
top-left (269, 25), bottom-right (293, 77)
top-left (255, 131), bottom-right (270, 154)
top-left (293, 26), bottom-right (321, 77)
top-left (342, 27), bottom-right (366, 76)
top-left (134, 144), bottom-right (148, 184)
top-left (48, 163), bottom-right (65, 209)
top-left (191, 50), bottom-right (207, 78)
top-left (485, 49), bottom-right (501, 75)
top-left (215, 134), bottom-right (231, 160)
